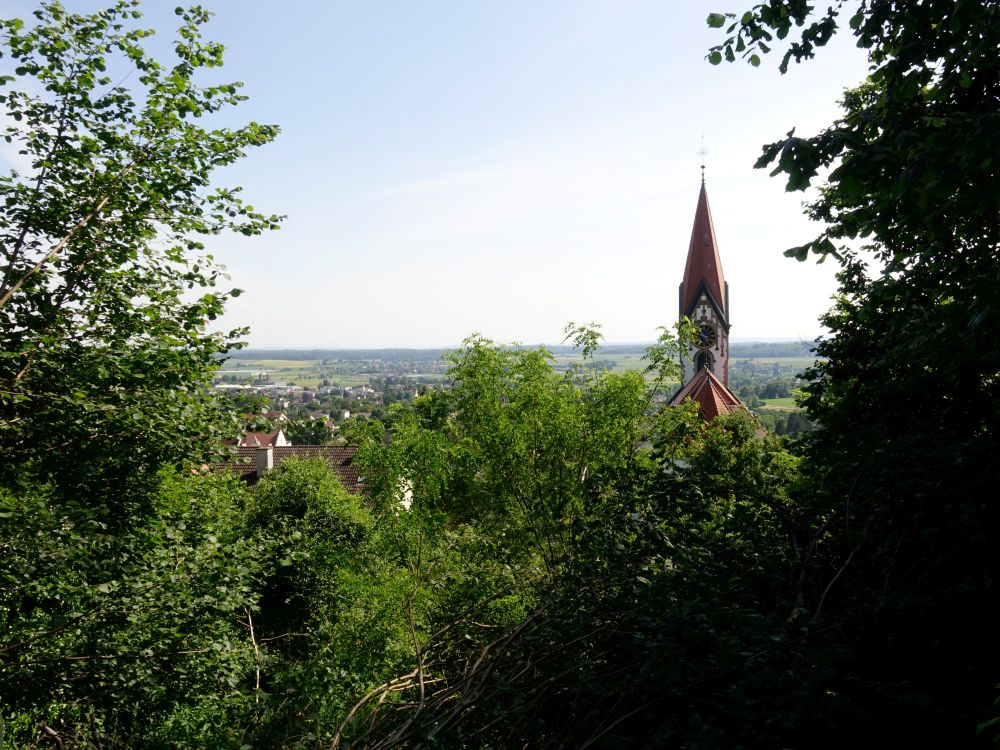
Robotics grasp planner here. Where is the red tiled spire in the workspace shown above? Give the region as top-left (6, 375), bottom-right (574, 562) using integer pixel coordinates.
top-left (679, 184), bottom-right (726, 318)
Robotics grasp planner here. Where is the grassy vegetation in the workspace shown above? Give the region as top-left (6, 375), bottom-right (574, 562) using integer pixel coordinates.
top-left (242, 358), bottom-right (320, 368)
top-left (757, 397), bottom-right (799, 411)
top-left (731, 357), bottom-right (816, 369)
top-left (217, 357), bottom-right (446, 389)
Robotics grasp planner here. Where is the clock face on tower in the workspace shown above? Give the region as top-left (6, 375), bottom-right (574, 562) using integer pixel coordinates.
top-left (695, 322), bottom-right (717, 349)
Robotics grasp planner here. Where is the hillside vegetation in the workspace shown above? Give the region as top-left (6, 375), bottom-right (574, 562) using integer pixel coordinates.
top-left (2, 2), bottom-right (997, 748)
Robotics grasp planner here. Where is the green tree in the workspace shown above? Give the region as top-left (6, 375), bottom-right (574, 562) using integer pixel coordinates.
top-left (350, 406), bottom-right (807, 748)
top-left (285, 417), bottom-right (334, 445)
top-left (379, 325), bottom-right (688, 568)
top-left (0, 2), bottom-right (281, 745)
top-left (711, 1), bottom-right (1000, 743)
top-left (235, 455), bottom-right (498, 748)
top-left (0, 1), bottom-right (281, 498)
top-left (237, 459), bottom-right (415, 745)
top-left (335, 326), bottom-right (757, 746)
top-left (1, 470), bottom-right (269, 748)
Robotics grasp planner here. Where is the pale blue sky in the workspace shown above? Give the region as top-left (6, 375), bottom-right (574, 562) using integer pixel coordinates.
top-left (2, 1), bottom-right (871, 347)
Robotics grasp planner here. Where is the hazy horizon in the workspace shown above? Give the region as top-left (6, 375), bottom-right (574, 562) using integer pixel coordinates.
top-left (236, 335), bottom-right (819, 352)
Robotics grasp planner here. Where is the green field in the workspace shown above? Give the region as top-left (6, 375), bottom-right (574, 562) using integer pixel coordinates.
top-left (757, 397), bottom-right (799, 411)
top-left (217, 357), bottom-right (441, 388)
top-left (241, 358), bottom-right (320, 368)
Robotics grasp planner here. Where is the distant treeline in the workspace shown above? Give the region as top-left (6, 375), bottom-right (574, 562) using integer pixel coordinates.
top-left (228, 340), bottom-right (816, 363)
top-left (729, 340), bottom-right (816, 358)
top-left (227, 348), bottom-right (450, 362)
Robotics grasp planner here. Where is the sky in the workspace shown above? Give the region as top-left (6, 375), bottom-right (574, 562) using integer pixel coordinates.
top-left (1, 1), bottom-right (872, 348)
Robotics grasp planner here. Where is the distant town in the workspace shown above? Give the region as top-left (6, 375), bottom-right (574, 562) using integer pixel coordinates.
top-left (214, 340), bottom-right (817, 438)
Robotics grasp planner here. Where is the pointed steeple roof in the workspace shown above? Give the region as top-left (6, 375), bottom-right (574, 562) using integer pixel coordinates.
top-left (679, 184), bottom-right (727, 320)
top-left (668, 366), bottom-right (744, 420)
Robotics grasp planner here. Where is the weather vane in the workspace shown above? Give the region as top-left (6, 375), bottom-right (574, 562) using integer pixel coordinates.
top-left (697, 136), bottom-right (709, 185)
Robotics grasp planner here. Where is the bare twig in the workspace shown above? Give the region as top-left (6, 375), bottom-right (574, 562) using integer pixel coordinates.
top-left (0, 193), bottom-right (112, 310)
top-left (330, 670), bottom-right (419, 749)
top-left (40, 722), bottom-right (64, 749)
top-left (246, 608), bottom-right (262, 703)
top-left (814, 545), bottom-right (858, 620)
top-left (0, 155), bottom-right (144, 312)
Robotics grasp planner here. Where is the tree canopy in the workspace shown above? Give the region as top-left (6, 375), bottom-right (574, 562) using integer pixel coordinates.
top-left (0, 3), bottom-right (282, 746)
top-left (285, 417), bottom-right (334, 446)
top-left (0, 0), bottom-right (281, 498)
top-left (710, 0), bottom-right (1000, 744)
top-left (3, 0), bottom-right (999, 747)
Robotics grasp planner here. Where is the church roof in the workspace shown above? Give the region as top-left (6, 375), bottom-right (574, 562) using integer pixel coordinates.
top-left (669, 366), bottom-right (745, 420)
top-left (679, 184), bottom-right (726, 319)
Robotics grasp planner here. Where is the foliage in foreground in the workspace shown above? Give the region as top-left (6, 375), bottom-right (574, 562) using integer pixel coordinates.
top-left (3, 0), bottom-right (999, 747)
top-left (1, 472), bottom-right (263, 747)
top-left (4, 322), bottom-right (996, 747)
top-left (0, 0), bottom-right (281, 501)
top-left (711, 0), bottom-right (1000, 744)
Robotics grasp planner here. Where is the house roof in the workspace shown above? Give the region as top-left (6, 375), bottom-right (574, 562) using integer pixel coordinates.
top-left (669, 366), bottom-right (745, 420)
top-left (212, 445), bottom-right (362, 493)
top-left (679, 183), bottom-right (727, 319)
top-left (241, 430), bottom-right (284, 447)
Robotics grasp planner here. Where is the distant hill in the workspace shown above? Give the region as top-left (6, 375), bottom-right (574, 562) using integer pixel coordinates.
top-left (228, 340), bottom-right (816, 363)
top-left (729, 340), bottom-right (816, 358)
top-left (227, 348), bottom-right (450, 362)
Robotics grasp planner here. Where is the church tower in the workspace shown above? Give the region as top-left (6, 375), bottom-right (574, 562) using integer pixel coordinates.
top-left (678, 180), bottom-right (730, 386)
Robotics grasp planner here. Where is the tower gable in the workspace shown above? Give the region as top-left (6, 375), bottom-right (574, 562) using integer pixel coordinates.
top-left (680, 278), bottom-right (729, 330)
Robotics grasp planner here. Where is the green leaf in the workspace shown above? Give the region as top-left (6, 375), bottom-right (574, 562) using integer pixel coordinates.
top-left (783, 244), bottom-right (811, 262)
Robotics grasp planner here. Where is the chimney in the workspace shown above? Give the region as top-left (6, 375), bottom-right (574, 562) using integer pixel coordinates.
top-left (256, 446), bottom-right (273, 477)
